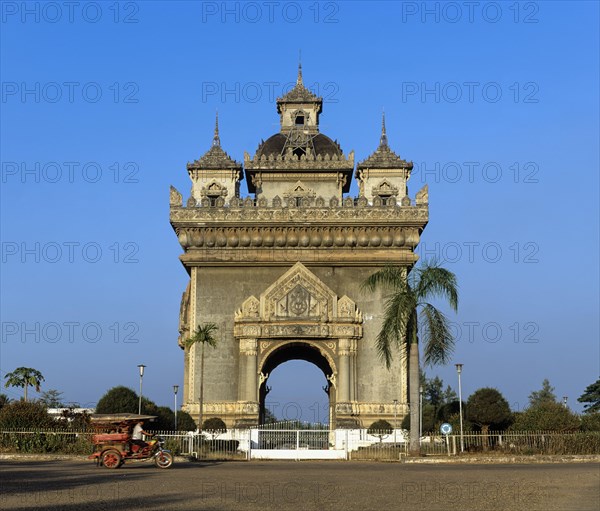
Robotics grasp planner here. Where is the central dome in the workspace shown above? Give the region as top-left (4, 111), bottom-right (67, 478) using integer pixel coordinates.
top-left (255, 133), bottom-right (343, 160)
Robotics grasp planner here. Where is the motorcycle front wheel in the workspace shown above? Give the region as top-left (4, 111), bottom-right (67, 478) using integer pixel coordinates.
top-left (154, 451), bottom-right (173, 469)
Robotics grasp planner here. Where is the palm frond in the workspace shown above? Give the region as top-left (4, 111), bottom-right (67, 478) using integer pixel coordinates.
top-left (414, 261), bottom-right (459, 312)
top-left (419, 303), bottom-right (455, 366)
top-left (185, 323), bottom-right (219, 349)
top-left (376, 290), bottom-right (416, 368)
top-left (361, 265), bottom-right (407, 293)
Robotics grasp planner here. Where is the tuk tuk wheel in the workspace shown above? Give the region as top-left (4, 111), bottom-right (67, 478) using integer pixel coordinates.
top-left (102, 450), bottom-right (122, 469)
top-left (154, 452), bottom-right (174, 469)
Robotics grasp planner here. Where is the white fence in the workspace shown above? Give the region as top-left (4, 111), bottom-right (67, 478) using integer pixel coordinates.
top-left (156, 428), bottom-right (408, 460)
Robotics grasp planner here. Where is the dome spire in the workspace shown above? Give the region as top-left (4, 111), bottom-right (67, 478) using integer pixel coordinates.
top-left (212, 110), bottom-right (220, 147)
top-left (380, 110), bottom-right (388, 147)
top-left (297, 59), bottom-right (303, 86)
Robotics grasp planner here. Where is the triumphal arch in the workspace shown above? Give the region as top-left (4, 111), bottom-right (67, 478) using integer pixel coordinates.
top-left (170, 66), bottom-right (428, 428)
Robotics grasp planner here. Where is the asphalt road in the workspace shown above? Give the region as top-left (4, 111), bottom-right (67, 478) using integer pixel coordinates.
top-left (1, 460), bottom-right (599, 511)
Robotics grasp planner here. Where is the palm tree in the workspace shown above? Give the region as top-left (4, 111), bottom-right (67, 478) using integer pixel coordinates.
top-left (4, 367), bottom-right (45, 402)
top-left (363, 261), bottom-right (458, 455)
top-left (185, 323), bottom-right (218, 431)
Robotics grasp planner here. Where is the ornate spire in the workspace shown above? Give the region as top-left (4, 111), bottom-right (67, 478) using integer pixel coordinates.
top-left (380, 111), bottom-right (388, 147)
top-left (356, 115), bottom-right (413, 171)
top-left (212, 110), bottom-right (220, 147)
top-left (188, 114), bottom-right (242, 171)
top-left (277, 62), bottom-right (322, 105)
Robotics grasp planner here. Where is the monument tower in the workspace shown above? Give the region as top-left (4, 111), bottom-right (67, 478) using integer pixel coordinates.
top-left (170, 66), bottom-right (429, 427)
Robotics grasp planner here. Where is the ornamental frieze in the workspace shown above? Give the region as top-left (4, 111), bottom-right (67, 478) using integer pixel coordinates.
top-left (176, 225), bottom-right (421, 250)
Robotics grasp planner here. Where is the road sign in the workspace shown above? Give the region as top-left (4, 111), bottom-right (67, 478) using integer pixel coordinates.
top-left (440, 423), bottom-right (452, 435)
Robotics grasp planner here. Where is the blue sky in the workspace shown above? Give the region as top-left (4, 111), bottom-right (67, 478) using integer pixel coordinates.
top-left (1, 1), bottom-right (598, 420)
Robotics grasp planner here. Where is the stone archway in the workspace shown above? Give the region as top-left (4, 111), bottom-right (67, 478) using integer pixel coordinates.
top-left (258, 341), bottom-right (335, 426)
top-left (234, 262), bottom-right (363, 427)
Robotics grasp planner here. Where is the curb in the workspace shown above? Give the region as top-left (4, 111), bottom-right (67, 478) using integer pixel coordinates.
top-left (402, 454), bottom-right (600, 464)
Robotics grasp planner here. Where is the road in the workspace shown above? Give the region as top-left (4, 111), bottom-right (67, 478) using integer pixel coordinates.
top-left (1, 460), bottom-right (599, 511)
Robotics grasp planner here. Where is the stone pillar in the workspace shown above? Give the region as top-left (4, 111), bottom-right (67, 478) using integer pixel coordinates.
top-left (349, 338), bottom-right (357, 402)
top-left (338, 338), bottom-right (352, 402)
top-left (239, 338), bottom-right (258, 402)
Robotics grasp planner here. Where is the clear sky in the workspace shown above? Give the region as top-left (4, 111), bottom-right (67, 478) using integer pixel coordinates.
top-left (1, 1), bottom-right (598, 420)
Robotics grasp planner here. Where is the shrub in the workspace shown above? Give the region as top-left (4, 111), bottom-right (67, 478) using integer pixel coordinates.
top-left (0, 400), bottom-right (55, 430)
top-left (580, 413), bottom-right (600, 431)
top-left (368, 419), bottom-right (393, 443)
top-left (510, 402), bottom-right (580, 432)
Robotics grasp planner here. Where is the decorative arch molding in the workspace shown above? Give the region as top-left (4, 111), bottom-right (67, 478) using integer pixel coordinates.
top-left (200, 180), bottom-right (229, 198)
top-left (258, 339), bottom-right (338, 381)
top-left (234, 262), bottom-right (362, 420)
top-left (371, 178), bottom-right (399, 198)
top-left (234, 262), bottom-right (363, 339)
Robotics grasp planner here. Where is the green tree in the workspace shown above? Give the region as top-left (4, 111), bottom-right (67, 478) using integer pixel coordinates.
top-left (185, 323), bottom-right (218, 431)
top-left (363, 261), bottom-right (459, 455)
top-left (578, 378), bottom-right (600, 414)
top-left (442, 385), bottom-right (458, 404)
top-left (511, 401), bottom-right (580, 432)
top-left (368, 419), bottom-right (393, 443)
top-left (39, 389), bottom-right (64, 408)
top-left (4, 367), bottom-right (45, 402)
top-left (203, 417), bottom-right (227, 439)
top-left (528, 379), bottom-right (557, 407)
top-left (466, 388), bottom-right (512, 449)
top-left (401, 402), bottom-right (437, 433)
top-left (425, 376), bottom-right (444, 409)
top-left (95, 386), bottom-right (139, 414)
top-left (177, 411), bottom-right (197, 431)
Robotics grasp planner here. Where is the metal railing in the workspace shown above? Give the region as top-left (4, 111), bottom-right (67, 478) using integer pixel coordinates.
top-left (1, 429), bottom-right (598, 459)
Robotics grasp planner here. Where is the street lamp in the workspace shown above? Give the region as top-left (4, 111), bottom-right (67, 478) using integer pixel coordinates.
top-left (137, 364), bottom-right (146, 415)
top-left (455, 363), bottom-right (464, 453)
top-left (419, 385), bottom-right (424, 441)
top-left (173, 385), bottom-right (179, 431)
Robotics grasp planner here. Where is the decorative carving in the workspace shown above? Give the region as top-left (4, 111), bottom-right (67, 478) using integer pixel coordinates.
top-left (371, 179), bottom-right (399, 198)
top-left (177, 280), bottom-right (191, 348)
top-left (186, 196), bottom-right (197, 207)
top-left (170, 185), bottom-right (183, 207)
top-left (337, 295), bottom-right (355, 318)
top-left (258, 372), bottom-right (269, 386)
top-left (239, 338), bottom-right (258, 355)
top-left (201, 181), bottom-right (228, 198)
top-left (263, 263), bottom-right (334, 321)
top-left (327, 373), bottom-right (337, 389)
top-left (416, 184), bottom-right (429, 205)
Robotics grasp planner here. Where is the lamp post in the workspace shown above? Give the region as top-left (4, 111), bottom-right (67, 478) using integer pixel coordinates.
top-left (137, 364), bottom-right (146, 415)
top-left (173, 385), bottom-right (179, 431)
top-left (419, 385), bottom-right (424, 442)
top-left (455, 363), bottom-right (464, 453)
top-left (393, 399), bottom-right (398, 443)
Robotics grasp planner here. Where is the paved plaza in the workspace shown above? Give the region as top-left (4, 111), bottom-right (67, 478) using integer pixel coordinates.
top-left (1, 460), bottom-right (599, 511)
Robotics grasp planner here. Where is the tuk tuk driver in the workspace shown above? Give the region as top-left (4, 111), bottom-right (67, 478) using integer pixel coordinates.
top-left (131, 420), bottom-right (153, 450)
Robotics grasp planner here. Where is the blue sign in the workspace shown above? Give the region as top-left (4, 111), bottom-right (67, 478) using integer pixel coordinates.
top-left (440, 423), bottom-right (453, 435)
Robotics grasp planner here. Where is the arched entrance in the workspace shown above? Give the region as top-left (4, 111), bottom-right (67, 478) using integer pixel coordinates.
top-left (259, 341), bottom-right (335, 426)
top-left (233, 263), bottom-right (365, 428)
